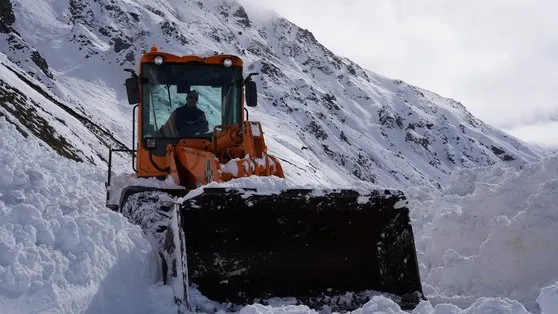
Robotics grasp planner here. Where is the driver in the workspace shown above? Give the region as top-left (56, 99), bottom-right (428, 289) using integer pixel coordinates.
top-left (159, 90), bottom-right (209, 137)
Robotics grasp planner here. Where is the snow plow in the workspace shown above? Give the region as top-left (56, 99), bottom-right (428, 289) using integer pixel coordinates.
top-left (106, 46), bottom-right (424, 312)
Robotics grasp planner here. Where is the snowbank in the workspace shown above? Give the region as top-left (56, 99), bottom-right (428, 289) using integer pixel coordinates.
top-left (537, 282), bottom-right (558, 314)
top-left (411, 156), bottom-right (558, 312)
top-left (0, 118), bottom-right (157, 313)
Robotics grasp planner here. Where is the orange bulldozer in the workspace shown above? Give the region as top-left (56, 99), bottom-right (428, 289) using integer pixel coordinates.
top-left (105, 46), bottom-right (424, 312)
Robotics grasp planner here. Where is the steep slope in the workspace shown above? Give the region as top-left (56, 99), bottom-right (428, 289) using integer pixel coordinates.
top-left (0, 0), bottom-right (545, 191)
top-left (0, 53), bottom-right (130, 167)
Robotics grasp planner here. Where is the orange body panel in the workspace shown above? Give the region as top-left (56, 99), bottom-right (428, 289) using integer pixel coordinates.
top-left (141, 121), bottom-right (284, 189)
top-left (140, 46), bottom-right (243, 68)
top-left (168, 145), bottom-right (222, 188)
top-left (136, 139), bottom-right (212, 177)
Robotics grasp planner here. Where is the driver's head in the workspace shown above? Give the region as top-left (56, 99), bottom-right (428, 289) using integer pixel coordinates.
top-left (185, 90), bottom-right (199, 107)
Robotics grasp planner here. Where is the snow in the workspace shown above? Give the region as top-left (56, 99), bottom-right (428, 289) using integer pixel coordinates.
top-left (221, 159), bottom-right (241, 177)
top-left (107, 173), bottom-right (184, 207)
top-left (250, 121), bottom-right (262, 137)
top-left (1, 0), bottom-right (558, 313)
top-left (3, 112), bottom-right (558, 313)
top-left (178, 175), bottom-right (288, 203)
top-left (537, 283), bottom-right (558, 314)
top-left (409, 157), bottom-right (558, 312)
top-left (0, 118), bottom-right (159, 313)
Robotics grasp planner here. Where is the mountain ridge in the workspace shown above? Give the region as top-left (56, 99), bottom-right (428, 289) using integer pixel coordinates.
top-left (0, 0), bottom-right (546, 191)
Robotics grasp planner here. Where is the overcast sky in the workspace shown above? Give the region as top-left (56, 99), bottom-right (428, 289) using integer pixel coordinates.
top-left (239, 0), bottom-right (558, 150)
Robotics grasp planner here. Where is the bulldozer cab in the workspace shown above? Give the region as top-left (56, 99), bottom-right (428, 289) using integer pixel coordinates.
top-left (120, 48), bottom-right (267, 179)
top-left (127, 60), bottom-right (244, 141)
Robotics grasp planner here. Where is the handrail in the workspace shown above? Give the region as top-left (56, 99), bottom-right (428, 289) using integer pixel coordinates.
top-left (105, 103), bottom-right (139, 209)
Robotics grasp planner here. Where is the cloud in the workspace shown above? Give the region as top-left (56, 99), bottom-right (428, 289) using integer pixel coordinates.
top-left (239, 0), bottom-right (558, 132)
top-left (504, 122), bottom-right (558, 150)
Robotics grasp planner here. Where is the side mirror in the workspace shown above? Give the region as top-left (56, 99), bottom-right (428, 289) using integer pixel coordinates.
top-left (245, 73), bottom-right (259, 107)
top-left (245, 80), bottom-right (257, 107)
top-left (124, 69), bottom-right (140, 104)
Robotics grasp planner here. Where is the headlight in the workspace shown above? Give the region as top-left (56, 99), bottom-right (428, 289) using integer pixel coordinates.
top-left (223, 58), bottom-right (232, 67)
top-left (154, 56), bottom-right (164, 65)
top-left (145, 138), bottom-right (157, 149)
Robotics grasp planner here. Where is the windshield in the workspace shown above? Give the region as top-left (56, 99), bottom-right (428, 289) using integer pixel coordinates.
top-left (140, 63), bottom-right (243, 139)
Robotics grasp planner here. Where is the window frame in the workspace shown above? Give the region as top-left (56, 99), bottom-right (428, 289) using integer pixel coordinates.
top-left (140, 63), bottom-right (243, 140)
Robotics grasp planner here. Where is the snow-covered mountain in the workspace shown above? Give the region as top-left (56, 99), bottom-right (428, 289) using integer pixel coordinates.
top-left (0, 0), bottom-right (545, 191)
top-left (1, 0), bottom-right (557, 313)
